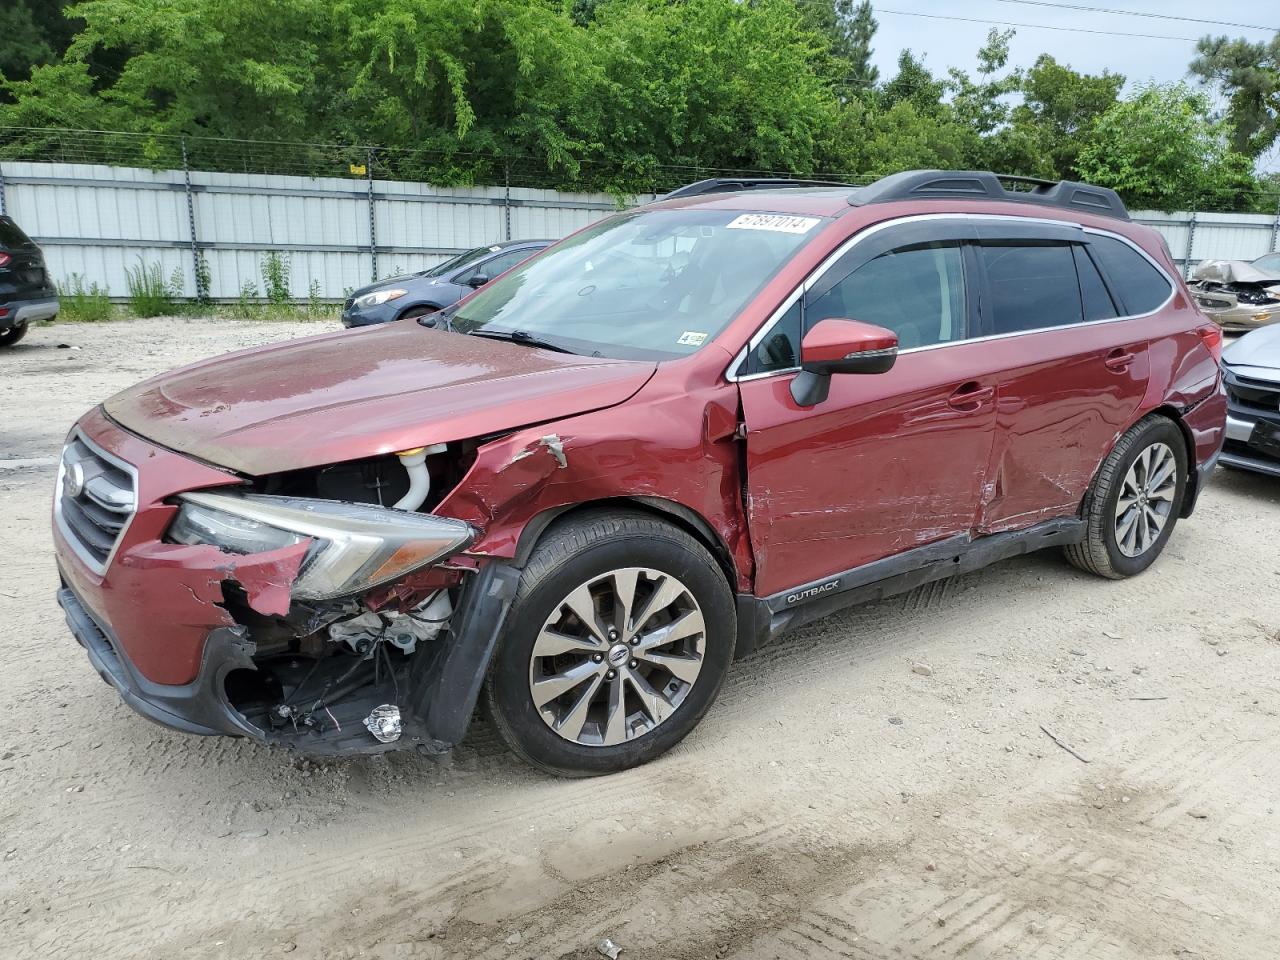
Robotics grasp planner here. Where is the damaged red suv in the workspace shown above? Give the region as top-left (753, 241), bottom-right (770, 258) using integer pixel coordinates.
top-left (54, 171), bottom-right (1226, 775)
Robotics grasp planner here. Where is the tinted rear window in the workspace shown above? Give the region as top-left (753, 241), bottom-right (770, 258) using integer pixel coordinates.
top-left (1073, 245), bottom-right (1118, 322)
top-left (1088, 235), bottom-right (1172, 315)
top-left (0, 217), bottom-right (34, 249)
top-left (979, 243), bottom-right (1083, 333)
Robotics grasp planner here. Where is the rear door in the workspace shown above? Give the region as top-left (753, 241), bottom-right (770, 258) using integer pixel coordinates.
top-left (736, 219), bottom-right (1000, 598)
top-left (0, 217), bottom-right (51, 299)
top-left (971, 224), bottom-right (1152, 532)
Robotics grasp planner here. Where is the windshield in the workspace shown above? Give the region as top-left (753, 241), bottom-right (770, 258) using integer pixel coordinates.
top-left (421, 245), bottom-right (503, 278)
top-left (447, 208), bottom-right (826, 359)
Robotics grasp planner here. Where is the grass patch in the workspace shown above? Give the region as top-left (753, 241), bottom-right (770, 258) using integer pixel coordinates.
top-left (124, 258), bottom-right (179, 317)
top-left (57, 274), bottom-right (116, 322)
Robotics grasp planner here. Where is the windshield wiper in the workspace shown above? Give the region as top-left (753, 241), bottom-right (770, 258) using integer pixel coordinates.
top-left (469, 329), bottom-right (576, 354)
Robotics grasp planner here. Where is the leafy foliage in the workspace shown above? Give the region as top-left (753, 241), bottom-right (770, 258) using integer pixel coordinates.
top-left (1075, 83), bottom-right (1255, 212)
top-left (0, 1), bottom-right (1275, 210)
top-left (1190, 34), bottom-right (1280, 158)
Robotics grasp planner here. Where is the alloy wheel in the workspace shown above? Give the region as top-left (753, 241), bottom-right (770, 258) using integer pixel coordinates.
top-left (1114, 442), bottom-right (1177, 558)
top-left (528, 567), bottom-right (706, 747)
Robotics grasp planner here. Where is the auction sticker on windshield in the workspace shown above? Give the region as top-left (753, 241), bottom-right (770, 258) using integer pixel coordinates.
top-left (726, 214), bottom-right (821, 234)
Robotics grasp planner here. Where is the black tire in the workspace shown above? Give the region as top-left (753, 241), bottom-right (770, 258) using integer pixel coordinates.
top-left (0, 322), bottom-right (28, 347)
top-left (484, 509), bottom-right (736, 777)
top-left (1065, 415), bottom-right (1188, 579)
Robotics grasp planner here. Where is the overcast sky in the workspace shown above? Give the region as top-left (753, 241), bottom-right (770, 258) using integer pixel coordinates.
top-left (864, 0), bottom-right (1280, 168)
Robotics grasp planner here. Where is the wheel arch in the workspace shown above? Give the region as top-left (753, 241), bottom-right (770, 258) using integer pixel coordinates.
top-left (396, 301), bottom-right (442, 321)
top-left (513, 496), bottom-right (738, 587)
top-left (1086, 405), bottom-right (1198, 520)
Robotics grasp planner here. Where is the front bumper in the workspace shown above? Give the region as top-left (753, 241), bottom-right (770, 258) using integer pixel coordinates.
top-left (1221, 414), bottom-right (1280, 477)
top-left (341, 300), bottom-right (400, 328)
top-left (58, 584), bottom-right (260, 737)
top-left (1, 295), bottom-right (59, 329)
top-left (1196, 302), bottom-right (1280, 333)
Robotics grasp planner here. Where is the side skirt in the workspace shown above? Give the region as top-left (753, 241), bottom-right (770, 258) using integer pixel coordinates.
top-left (736, 517), bottom-right (1085, 653)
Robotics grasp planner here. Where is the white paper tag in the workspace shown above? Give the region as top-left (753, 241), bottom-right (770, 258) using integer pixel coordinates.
top-left (677, 331), bottom-right (708, 346)
top-left (725, 213), bottom-right (820, 234)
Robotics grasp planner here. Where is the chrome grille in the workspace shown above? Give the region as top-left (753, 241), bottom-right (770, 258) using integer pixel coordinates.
top-left (56, 434), bottom-right (137, 573)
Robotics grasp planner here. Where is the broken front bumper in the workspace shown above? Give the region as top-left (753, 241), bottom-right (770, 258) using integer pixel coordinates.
top-left (58, 584), bottom-right (260, 737)
top-left (53, 408), bottom-right (522, 756)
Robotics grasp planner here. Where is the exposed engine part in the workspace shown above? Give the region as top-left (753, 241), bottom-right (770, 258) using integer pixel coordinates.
top-left (364, 704), bottom-right (402, 743)
top-left (327, 590), bottom-right (453, 656)
top-left (393, 443), bottom-right (448, 511)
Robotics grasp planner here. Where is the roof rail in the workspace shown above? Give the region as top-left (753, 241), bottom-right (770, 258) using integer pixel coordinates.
top-left (847, 170), bottom-right (1130, 221)
top-left (663, 177), bottom-right (860, 201)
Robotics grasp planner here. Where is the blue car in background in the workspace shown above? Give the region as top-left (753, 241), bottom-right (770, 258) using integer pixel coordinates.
top-left (342, 239), bottom-right (551, 328)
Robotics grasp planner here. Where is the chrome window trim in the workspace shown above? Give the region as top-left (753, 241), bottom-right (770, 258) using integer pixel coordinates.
top-left (724, 213), bottom-right (1177, 383)
top-left (54, 428), bottom-right (139, 577)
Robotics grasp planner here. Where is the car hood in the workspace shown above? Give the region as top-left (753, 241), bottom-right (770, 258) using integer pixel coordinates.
top-left (104, 323), bottom-right (657, 475)
top-left (1224, 323), bottom-right (1280, 378)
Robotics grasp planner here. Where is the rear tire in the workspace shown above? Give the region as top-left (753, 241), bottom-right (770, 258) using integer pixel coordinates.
top-left (0, 322), bottom-right (28, 347)
top-left (1065, 415), bottom-right (1187, 579)
top-left (484, 509), bottom-right (735, 777)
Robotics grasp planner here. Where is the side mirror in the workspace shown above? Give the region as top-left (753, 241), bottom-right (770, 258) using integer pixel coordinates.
top-left (464, 274), bottom-right (489, 289)
top-left (790, 318), bottom-right (898, 407)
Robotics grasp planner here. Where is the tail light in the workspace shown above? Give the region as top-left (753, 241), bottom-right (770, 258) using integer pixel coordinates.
top-left (1196, 324), bottom-right (1223, 364)
top-left (0, 252), bottom-right (10, 268)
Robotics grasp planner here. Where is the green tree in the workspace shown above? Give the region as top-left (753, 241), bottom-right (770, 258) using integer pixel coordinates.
top-left (1075, 83), bottom-right (1255, 211)
top-left (1189, 33), bottom-right (1280, 157)
top-left (0, 1), bottom-right (79, 87)
top-left (989, 54), bottom-right (1123, 179)
top-left (881, 49), bottom-right (945, 115)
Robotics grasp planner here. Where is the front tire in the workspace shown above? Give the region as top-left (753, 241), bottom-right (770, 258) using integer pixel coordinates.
top-left (1065, 415), bottom-right (1187, 579)
top-left (485, 509), bottom-right (735, 777)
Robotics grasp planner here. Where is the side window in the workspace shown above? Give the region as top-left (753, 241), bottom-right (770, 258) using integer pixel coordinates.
top-left (1073, 245), bottom-right (1118, 322)
top-left (744, 299), bottom-right (802, 375)
top-left (807, 242), bottom-right (967, 349)
top-left (1087, 235), bottom-right (1173, 315)
top-left (460, 249), bottom-right (527, 285)
top-left (979, 242), bottom-right (1082, 333)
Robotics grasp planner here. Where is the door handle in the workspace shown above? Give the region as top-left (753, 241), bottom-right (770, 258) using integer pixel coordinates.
top-left (1104, 349), bottom-right (1135, 371)
top-left (947, 382), bottom-right (994, 411)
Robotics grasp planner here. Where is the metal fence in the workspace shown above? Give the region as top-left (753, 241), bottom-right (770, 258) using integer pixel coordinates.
top-left (2, 128), bottom-right (1279, 301)
top-left (0, 159), bottom-right (638, 301)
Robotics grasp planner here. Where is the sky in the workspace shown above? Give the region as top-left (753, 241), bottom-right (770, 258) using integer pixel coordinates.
top-left (863, 0), bottom-right (1280, 168)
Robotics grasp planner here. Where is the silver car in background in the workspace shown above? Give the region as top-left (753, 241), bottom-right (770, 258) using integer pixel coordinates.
top-left (1222, 324), bottom-right (1280, 476)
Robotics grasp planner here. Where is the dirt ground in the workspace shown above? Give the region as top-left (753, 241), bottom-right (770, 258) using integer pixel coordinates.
top-left (2, 317), bottom-right (1279, 960)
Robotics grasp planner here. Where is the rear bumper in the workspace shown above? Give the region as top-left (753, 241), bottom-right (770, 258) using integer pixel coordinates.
top-left (1, 295), bottom-right (58, 329)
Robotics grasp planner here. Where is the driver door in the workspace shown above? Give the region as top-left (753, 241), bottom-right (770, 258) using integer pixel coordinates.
top-left (737, 225), bottom-right (1000, 598)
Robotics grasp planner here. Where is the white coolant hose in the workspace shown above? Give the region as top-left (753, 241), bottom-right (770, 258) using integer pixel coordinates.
top-left (392, 445), bottom-right (446, 511)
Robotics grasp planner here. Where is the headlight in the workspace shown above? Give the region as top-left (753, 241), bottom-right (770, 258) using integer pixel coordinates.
top-left (169, 492), bottom-right (475, 600)
top-left (354, 288), bottom-right (408, 308)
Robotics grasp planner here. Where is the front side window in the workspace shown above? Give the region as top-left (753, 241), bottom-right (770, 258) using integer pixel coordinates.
top-left (448, 209), bottom-right (825, 360)
top-left (459, 248), bottom-right (533, 285)
top-left (810, 242), bottom-right (968, 349)
top-left (422, 246), bottom-right (498, 279)
top-left (979, 242), bottom-right (1083, 333)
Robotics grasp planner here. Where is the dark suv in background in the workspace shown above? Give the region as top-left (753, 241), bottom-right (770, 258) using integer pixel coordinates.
top-left (341, 239), bottom-right (549, 327)
top-left (1, 215), bottom-right (58, 347)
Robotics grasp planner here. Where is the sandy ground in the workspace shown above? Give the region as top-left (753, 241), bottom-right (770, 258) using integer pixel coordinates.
top-left (2, 317), bottom-right (1279, 960)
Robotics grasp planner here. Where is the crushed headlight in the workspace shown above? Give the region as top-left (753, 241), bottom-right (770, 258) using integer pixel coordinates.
top-left (169, 492), bottom-right (475, 600)
top-left (353, 288), bottom-right (408, 308)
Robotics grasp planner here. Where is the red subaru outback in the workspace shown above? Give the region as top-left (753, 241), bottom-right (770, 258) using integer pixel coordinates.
top-left (53, 171), bottom-right (1226, 775)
